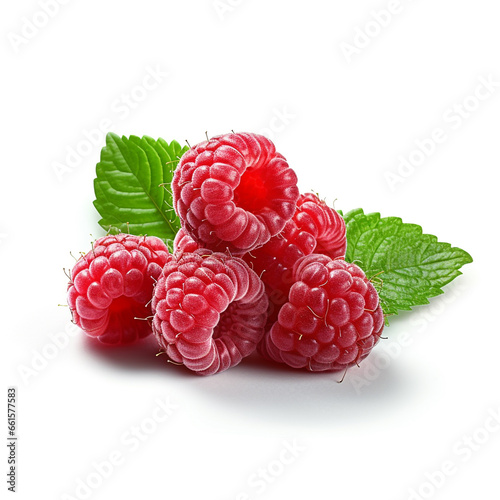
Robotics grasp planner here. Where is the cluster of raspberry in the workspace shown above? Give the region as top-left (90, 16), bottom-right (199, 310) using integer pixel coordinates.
top-left (68, 133), bottom-right (383, 375)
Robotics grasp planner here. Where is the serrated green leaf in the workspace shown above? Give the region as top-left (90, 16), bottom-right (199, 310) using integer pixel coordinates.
top-left (342, 209), bottom-right (473, 316)
top-left (93, 133), bottom-right (188, 240)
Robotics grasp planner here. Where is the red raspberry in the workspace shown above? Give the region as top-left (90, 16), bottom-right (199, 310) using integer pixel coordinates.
top-left (172, 132), bottom-right (299, 254)
top-left (296, 193), bottom-right (346, 260)
top-left (260, 254), bottom-right (384, 372)
top-left (173, 228), bottom-right (200, 254)
top-left (67, 234), bottom-right (170, 345)
top-left (243, 193), bottom-right (346, 326)
top-left (152, 249), bottom-right (268, 375)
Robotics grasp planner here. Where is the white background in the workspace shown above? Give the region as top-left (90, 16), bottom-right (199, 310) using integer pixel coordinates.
top-left (1, 1), bottom-right (499, 499)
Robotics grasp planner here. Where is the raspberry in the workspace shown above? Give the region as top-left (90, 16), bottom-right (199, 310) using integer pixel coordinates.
top-left (243, 193), bottom-right (346, 326)
top-left (173, 228), bottom-right (200, 254)
top-left (296, 193), bottom-right (346, 260)
top-left (172, 132), bottom-right (299, 254)
top-left (260, 254), bottom-right (384, 372)
top-left (67, 234), bottom-right (170, 345)
top-left (152, 249), bottom-right (268, 375)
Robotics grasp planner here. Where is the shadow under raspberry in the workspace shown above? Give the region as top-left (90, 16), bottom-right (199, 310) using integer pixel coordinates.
top-left (185, 349), bottom-right (418, 426)
top-left (82, 335), bottom-right (192, 378)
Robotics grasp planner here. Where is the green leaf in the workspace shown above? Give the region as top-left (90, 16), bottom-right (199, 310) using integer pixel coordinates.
top-left (342, 209), bottom-right (473, 316)
top-left (93, 133), bottom-right (188, 240)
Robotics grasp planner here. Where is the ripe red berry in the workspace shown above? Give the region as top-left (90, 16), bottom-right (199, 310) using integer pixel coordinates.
top-left (67, 234), bottom-right (170, 345)
top-left (173, 228), bottom-right (200, 254)
top-left (295, 193), bottom-right (346, 260)
top-left (172, 132), bottom-right (299, 254)
top-left (243, 193), bottom-right (347, 327)
top-left (260, 254), bottom-right (384, 372)
top-left (152, 249), bottom-right (268, 375)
